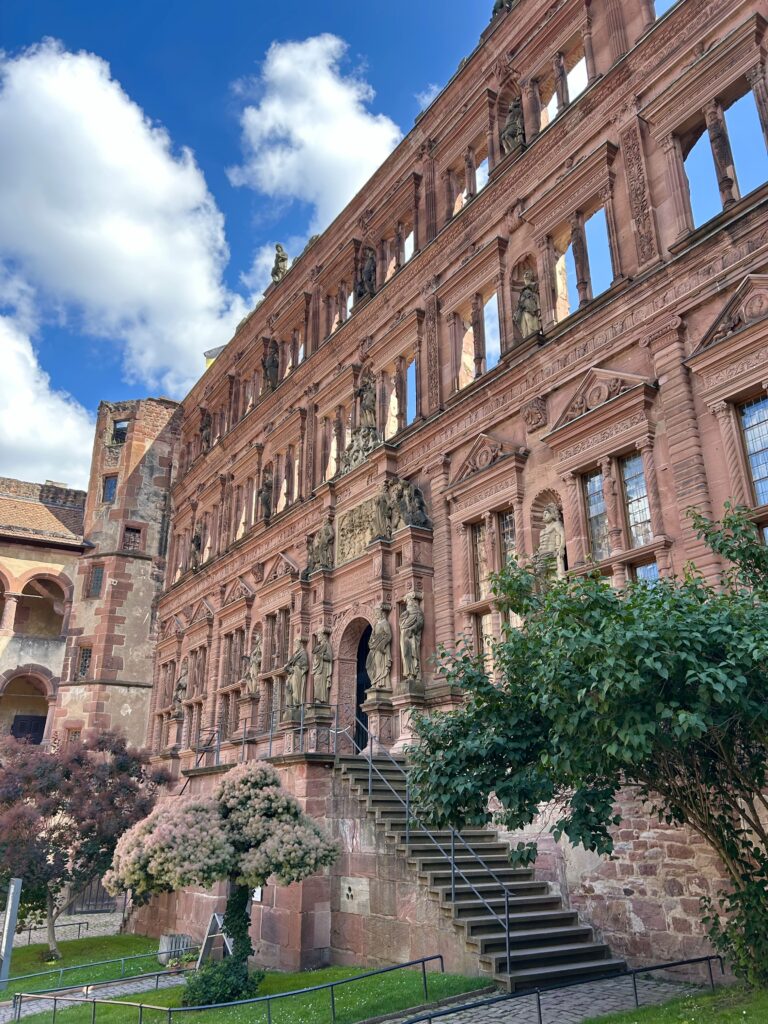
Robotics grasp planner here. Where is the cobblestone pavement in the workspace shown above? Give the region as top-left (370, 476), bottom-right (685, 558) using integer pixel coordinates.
top-left (0, 911), bottom-right (126, 949)
top-left (0, 972), bottom-right (187, 1022)
top-left (386, 976), bottom-right (701, 1024)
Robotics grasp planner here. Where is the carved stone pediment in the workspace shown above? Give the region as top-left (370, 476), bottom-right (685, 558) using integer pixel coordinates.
top-left (187, 599), bottom-right (215, 627)
top-left (161, 614), bottom-right (186, 640)
top-left (452, 433), bottom-right (519, 484)
top-left (553, 367), bottom-right (651, 431)
top-left (691, 275), bottom-right (768, 357)
top-left (263, 552), bottom-right (300, 584)
top-left (221, 576), bottom-right (255, 607)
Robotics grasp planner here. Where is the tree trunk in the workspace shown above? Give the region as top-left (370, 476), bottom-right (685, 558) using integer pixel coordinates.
top-left (45, 893), bottom-right (61, 960)
top-left (222, 880), bottom-right (253, 965)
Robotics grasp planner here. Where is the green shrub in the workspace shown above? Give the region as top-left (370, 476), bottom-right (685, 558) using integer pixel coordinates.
top-left (702, 873), bottom-right (768, 987)
top-left (182, 959), bottom-right (264, 1007)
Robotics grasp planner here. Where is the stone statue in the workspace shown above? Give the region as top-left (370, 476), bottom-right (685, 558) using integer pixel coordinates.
top-left (314, 514), bottom-right (335, 570)
top-left (366, 606), bottom-right (393, 690)
top-left (172, 660), bottom-right (188, 712)
top-left (190, 529), bottom-right (202, 573)
top-left (400, 482), bottom-right (432, 529)
top-left (262, 340), bottom-right (280, 392)
top-left (372, 480), bottom-right (394, 539)
top-left (514, 270), bottom-right (542, 339)
top-left (357, 376), bottom-right (378, 431)
top-left (500, 97), bottom-right (526, 155)
top-left (311, 628), bottom-right (333, 704)
top-left (259, 467), bottom-right (274, 523)
top-left (535, 503), bottom-right (566, 579)
top-left (399, 592), bottom-right (424, 683)
top-left (244, 634), bottom-right (262, 696)
top-left (271, 244), bottom-right (289, 285)
top-left (284, 638), bottom-right (309, 708)
top-left (200, 410), bottom-right (212, 452)
top-left (492, 0), bottom-right (511, 16)
top-left (358, 249), bottom-right (377, 300)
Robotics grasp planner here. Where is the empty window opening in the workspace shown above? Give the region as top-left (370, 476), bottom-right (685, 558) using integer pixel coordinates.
top-left (584, 469), bottom-right (610, 561)
top-left (406, 359), bottom-right (418, 426)
top-left (458, 319), bottom-right (475, 391)
top-left (567, 56), bottom-right (588, 104)
top-left (739, 396), bottom-right (768, 505)
top-left (102, 476), bottom-right (118, 504)
top-left (86, 565), bottom-right (104, 599)
top-left (112, 420), bottom-right (129, 445)
top-left (684, 130), bottom-right (726, 227)
top-left (654, 0), bottom-right (679, 15)
top-left (483, 294), bottom-right (501, 371)
top-left (404, 231), bottom-right (415, 263)
top-left (724, 92), bottom-right (768, 198)
top-left (476, 158), bottom-right (490, 193)
top-left (620, 454), bottom-right (653, 548)
top-left (385, 381), bottom-right (399, 440)
top-left (584, 208), bottom-right (613, 299)
top-left (16, 579), bottom-right (66, 638)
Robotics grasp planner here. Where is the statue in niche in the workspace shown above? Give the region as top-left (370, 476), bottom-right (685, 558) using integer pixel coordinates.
top-left (304, 514), bottom-right (335, 576)
top-left (262, 340), bottom-right (280, 392)
top-left (492, 0), bottom-right (511, 16)
top-left (271, 244), bottom-right (289, 285)
top-left (373, 480), bottom-right (395, 539)
top-left (244, 633), bottom-right (262, 696)
top-left (514, 270), bottom-right (542, 339)
top-left (366, 606), bottom-right (393, 690)
top-left (358, 249), bottom-right (377, 300)
top-left (357, 375), bottom-right (378, 431)
top-left (312, 628), bottom-right (333, 704)
top-left (172, 660), bottom-right (189, 714)
top-left (200, 410), bottom-right (212, 452)
top-left (259, 467), bottom-right (274, 523)
top-left (500, 97), bottom-right (526, 155)
top-left (400, 481), bottom-right (432, 529)
top-left (400, 592), bottom-right (425, 684)
top-left (284, 638), bottom-right (309, 709)
top-left (190, 529), bottom-right (202, 573)
top-left (534, 503), bottom-right (566, 580)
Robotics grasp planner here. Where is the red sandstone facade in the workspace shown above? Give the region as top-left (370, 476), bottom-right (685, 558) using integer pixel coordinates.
top-left (143, 0), bottom-right (768, 972)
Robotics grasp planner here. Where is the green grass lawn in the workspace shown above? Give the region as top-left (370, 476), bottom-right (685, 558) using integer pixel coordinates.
top-left (3, 934), bottom-right (161, 996)
top-left (12, 964), bottom-right (490, 1024)
top-left (584, 987), bottom-right (768, 1023)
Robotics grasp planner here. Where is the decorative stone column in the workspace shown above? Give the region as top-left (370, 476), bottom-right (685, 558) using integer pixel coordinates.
top-left (600, 184), bottom-right (623, 285)
top-left (570, 213), bottom-right (592, 306)
top-left (464, 148), bottom-right (477, 199)
top-left (0, 593), bottom-right (19, 632)
top-left (561, 473), bottom-right (586, 567)
top-left (582, 16), bottom-right (598, 85)
top-left (553, 52), bottom-right (568, 111)
top-left (302, 702), bottom-right (335, 754)
top-left (746, 63), bottom-right (768, 151)
top-left (361, 687), bottom-right (395, 753)
top-left (660, 134), bottom-right (694, 242)
top-left (703, 99), bottom-right (740, 209)
top-left (600, 457), bottom-right (625, 556)
top-left (524, 79), bottom-right (542, 140)
top-left (711, 402), bottom-right (749, 507)
top-left (471, 293), bottom-right (485, 378)
top-left (536, 235), bottom-right (557, 330)
top-left (638, 0), bottom-right (655, 32)
top-left (636, 435), bottom-right (665, 538)
top-left (605, 0), bottom-right (629, 61)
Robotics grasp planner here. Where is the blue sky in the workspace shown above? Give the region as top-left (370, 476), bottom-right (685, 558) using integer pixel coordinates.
top-left (0, 1), bottom-right (491, 487)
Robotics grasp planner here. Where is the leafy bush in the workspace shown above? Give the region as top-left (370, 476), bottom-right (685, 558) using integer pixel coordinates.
top-left (703, 872), bottom-right (768, 987)
top-left (182, 959), bottom-right (264, 1007)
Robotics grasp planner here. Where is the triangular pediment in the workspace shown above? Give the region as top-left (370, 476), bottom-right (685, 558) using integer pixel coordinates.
top-left (692, 275), bottom-right (768, 355)
top-left (221, 576), bottom-right (255, 607)
top-left (188, 598), bottom-right (215, 625)
top-left (264, 552), bottom-right (300, 584)
top-left (553, 367), bottom-right (651, 431)
top-left (161, 614), bottom-right (186, 640)
top-left (452, 433), bottom-right (521, 485)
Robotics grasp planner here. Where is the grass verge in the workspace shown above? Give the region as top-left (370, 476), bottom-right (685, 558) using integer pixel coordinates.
top-left (584, 986), bottom-right (768, 1023)
top-left (12, 965), bottom-right (490, 1023)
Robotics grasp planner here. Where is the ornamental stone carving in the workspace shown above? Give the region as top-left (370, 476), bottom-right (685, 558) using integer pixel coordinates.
top-left (304, 514), bottom-right (335, 577)
top-left (534, 504), bottom-right (566, 580)
top-left (244, 633), bottom-right (262, 695)
top-left (514, 270), bottom-right (542, 339)
top-left (366, 606), bottom-right (392, 690)
top-left (522, 397), bottom-right (548, 431)
top-left (400, 592), bottom-right (425, 684)
top-left (262, 340), bottom-right (280, 392)
top-left (311, 628), bottom-right (333, 704)
top-left (271, 244), bottom-right (289, 286)
top-left (172, 659), bottom-right (189, 716)
top-left (283, 638), bottom-right (309, 712)
top-left (336, 479), bottom-right (433, 564)
top-left (500, 97), bottom-right (526, 156)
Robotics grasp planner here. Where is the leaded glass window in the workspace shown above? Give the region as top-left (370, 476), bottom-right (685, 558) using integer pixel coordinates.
top-left (620, 454), bottom-right (653, 548)
top-left (739, 397), bottom-right (768, 505)
top-left (584, 470), bottom-right (610, 560)
top-left (500, 511), bottom-right (516, 565)
top-left (635, 562), bottom-right (660, 584)
top-left (471, 522), bottom-right (491, 599)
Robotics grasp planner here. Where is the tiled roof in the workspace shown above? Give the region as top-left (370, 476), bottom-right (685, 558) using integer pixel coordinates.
top-left (0, 477), bottom-right (86, 546)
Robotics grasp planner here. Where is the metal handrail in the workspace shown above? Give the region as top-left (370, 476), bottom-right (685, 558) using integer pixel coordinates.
top-left (334, 713), bottom-right (515, 975)
top-left (8, 945), bottom-right (200, 988)
top-left (396, 954), bottom-right (726, 1024)
top-left (179, 728), bottom-right (220, 794)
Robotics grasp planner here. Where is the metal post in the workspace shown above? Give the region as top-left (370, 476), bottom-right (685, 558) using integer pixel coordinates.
top-left (451, 833), bottom-right (456, 903)
top-left (536, 990), bottom-right (543, 1024)
top-left (215, 727), bottom-right (221, 766)
top-left (167, 1010), bottom-right (172, 1024)
top-left (368, 750), bottom-right (372, 796)
top-left (300, 703), bottom-right (305, 753)
top-left (138, 1006), bottom-right (143, 1024)
top-left (330, 984), bottom-right (337, 1022)
top-left (267, 997), bottom-right (272, 1024)
top-left (505, 889), bottom-right (511, 975)
top-left (421, 959), bottom-right (428, 1001)
top-left (632, 971), bottom-right (639, 1006)
top-left (707, 958), bottom-right (715, 992)
top-left (91, 999), bottom-right (97, 1024)
top-left (52, 998), bottom-right (58, 1024)
top-left (405, 783), bottom-right (411, 846)
top-left (121, 958), bottom-right (126, 977)
top-left (0, 877), bottom-right (22, 990)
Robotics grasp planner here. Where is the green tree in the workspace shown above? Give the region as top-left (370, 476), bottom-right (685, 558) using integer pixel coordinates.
top-left (409, 507), bottom-right (768, 985)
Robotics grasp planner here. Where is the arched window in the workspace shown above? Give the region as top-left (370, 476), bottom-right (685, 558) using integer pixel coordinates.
top-left (15, 579), bottom-right (66, 638)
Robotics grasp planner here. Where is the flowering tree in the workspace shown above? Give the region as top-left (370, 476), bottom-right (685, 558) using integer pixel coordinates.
top-left (0, 731), bottom-right (168, 958)
top-left (106, 762), bottom-right (338, 969)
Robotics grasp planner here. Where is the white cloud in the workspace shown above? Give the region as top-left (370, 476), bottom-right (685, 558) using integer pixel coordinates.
top-left (0, 40), bottom-right (246, 400)
top-left (416, 83), bottom-right (441, 110)
top-left (0, 314), bottom-right (95, 490)
top-left (228, 34), bottom-right (402, 234)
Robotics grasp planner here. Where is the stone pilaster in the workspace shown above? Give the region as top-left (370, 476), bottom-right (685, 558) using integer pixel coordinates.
top-left (703, 99), bottom-right (739, 209)
top-left (660, 134), bottom-right (694, 243)
top-left (710, 402), bottom-right (749, 507)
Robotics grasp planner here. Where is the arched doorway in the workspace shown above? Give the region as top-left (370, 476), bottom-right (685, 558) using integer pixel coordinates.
top-left (355, 625), bottom-right (372, 750)
top-left (0, 676), bottom-right (50, 744)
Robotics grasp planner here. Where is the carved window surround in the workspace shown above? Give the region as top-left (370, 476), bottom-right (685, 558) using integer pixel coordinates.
top-left (430, 88), bottom-right (499, 177)
top-left (688, 274), bottom-right (768, 507)
top-left (640, 14), bottom-right (766, 143)
top-left (524, 142), bottom-right (619, 237)
top-left (358, 172), bottom-right (423, 251)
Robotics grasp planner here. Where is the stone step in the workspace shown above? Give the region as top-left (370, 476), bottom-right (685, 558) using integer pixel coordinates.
top-left (424, 867), bottom-right (537, 888)
top-left (471, 925), bottom-right (594, 955)
top-left (451, 894), bottom-right (563, 918)
top-left (461, 909), bottom-right (581, 936)
top-left (436, 881), bottom-right (550, 901)
top-left (415, 853), bottom-right (520, 871)
top-left (394, 836), bottom-right (507, 853)
top-left (483, 941), bottom-right (611, 970)
top-left (498, 956), bottom-right (627, 993)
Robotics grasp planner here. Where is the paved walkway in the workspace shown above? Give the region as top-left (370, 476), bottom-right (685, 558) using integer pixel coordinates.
top-left (385, 976), bottom-right (701, 1024)
top-left (1, 912), bottom-right (126, 949)
top-left (0, 972), bottom-right (187, 1022)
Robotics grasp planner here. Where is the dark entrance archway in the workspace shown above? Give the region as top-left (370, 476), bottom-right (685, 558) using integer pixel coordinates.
top-left (354, 625), bottom-right (372, 750)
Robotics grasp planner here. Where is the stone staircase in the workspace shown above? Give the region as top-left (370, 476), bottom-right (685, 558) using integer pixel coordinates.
top-left (338, 755), bottom-right (626, 992)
